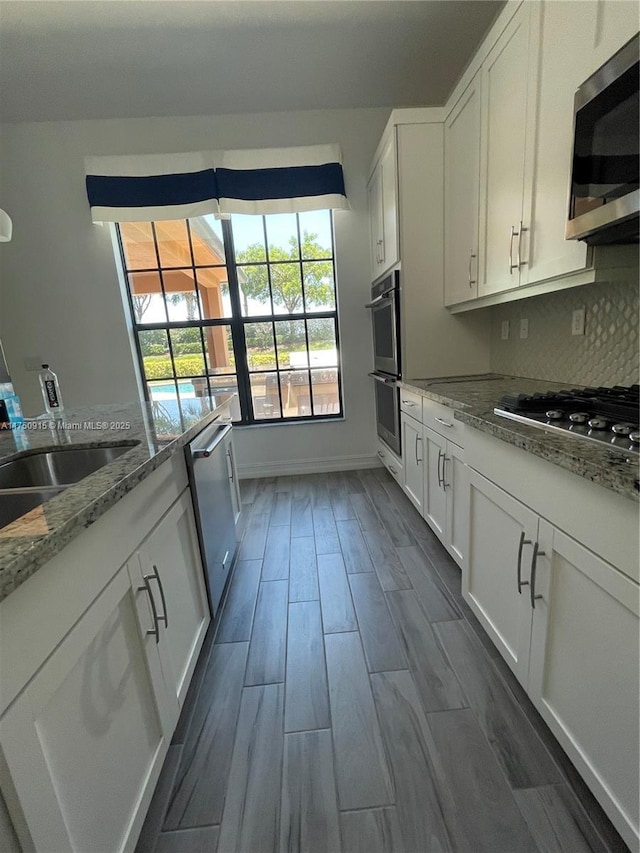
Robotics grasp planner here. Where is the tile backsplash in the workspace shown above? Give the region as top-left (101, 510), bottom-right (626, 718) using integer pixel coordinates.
top-left (490, 278), bottom-right (639, 387)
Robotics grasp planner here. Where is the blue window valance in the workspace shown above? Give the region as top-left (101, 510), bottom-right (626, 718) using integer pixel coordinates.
top-left (85, 145), bottom-right (348, 222)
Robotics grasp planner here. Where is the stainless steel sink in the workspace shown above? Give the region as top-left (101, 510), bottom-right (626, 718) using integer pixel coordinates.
top-left (0, 488), bottom-right (66, 528)
top-left (0, 443), bottom-right (139, 490)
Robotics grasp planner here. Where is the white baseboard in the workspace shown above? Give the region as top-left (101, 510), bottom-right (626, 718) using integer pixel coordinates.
top-left (237, 453), bottom-right (381, 479)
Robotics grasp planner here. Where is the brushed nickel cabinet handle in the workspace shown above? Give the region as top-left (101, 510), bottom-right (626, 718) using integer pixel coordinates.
top-left (389, 465), bottom-right (398, 476)
top-left (517, 220), bottom-right (528, 269)
top-left (434, 416), bottom-right (454, 428)
top-left (469, 252), bottom-right (477, 287)
top-left (415, 435), bottom-right (423, 464)
top-left (530, 542), bottom-right (546, 609)
top-left (517, 531), bottom-right (532, 593)
top-left (437, 449), bottom-right (444, 487)
top-left (402, 400), bottom-right (417, 407)
top-left (147, 565), bottom-right (168, 629)
top-left (509, 225), bottom-right (518, 274)
top-left (138, 576), bottom-right (160, 643)
top-left (442, 454), bottom-right (450, 490)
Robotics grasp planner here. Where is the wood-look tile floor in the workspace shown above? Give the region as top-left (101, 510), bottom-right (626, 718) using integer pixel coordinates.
top-left (137, 469), bottom-right (630, 853)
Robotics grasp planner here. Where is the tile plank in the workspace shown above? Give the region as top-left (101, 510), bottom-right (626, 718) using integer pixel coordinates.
top-left (433, 619), bottom-right (561, 788)
top-left (245, 581), bottom-right (288, 685)
top-left (288, 535), bottom-right (319, 602)
top-left (290, 496), bottom-right (313, 537)
top-left (239, 477), bottom-right (257, 506)
top-left (340, 807), bottom-right (404, 853)
top-left (317, 553), bottom-right (357, 634)
top-left (238, 512), bottom-right (270, 561)
top-left (362, 526), bottom-right (413, 592)
top-left (215, 560), bottom-right (262, 644)
top-left (261, 524), bottom-right (291, 581)
top-left (279, 730), bottom-right (341, 853)
top-left (310, 473), bottom-right (332, 508)
top-left (271, 491), bottom-right (292, 526)
top-left (360, 471), bottom-right (414, 547)
top-left (154, 826), bottom-right (219, 853)
top-left (284, 601), bottom-right (330, 733)
top-left (370, 670), bottom-right (454, 853)
top-left (312, 506), bottom-right (340, 555)
top-left (337, 519), bottom-right (374, 574)
top-left (386, 590), bottom-right (466, 712)
top-left (217, 684), bottom-right (284, 853)
top-left (172, 626), bottom-right (215, 744)
top-left (396, 545), bottom-right (461, 622)
top-left (427, 708), bottom-right (538, 853)
top-left (349, 491), bottom-right (380, 531)
top-left (348, 572), bottom-right (407, 672)
top-left (163, 643), bottom-right (248, 830)
top-left (324, 631), bottom-right (393, 811)
top-left (513, 785), bottom-right (609, 853)
top-left (249, 477), bottom-right (276, 516)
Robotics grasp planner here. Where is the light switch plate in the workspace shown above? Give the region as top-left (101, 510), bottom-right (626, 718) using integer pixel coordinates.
top-left (520, 319), bottom-right (529, 339)
top-left (24, 356), bottom-right (44, 371)
top-left (501, 320), bottom-right (510, 340)
top-left (572, 307), bottom-right (586, 336)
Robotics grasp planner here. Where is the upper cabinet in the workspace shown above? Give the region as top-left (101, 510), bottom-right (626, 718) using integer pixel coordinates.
top-left (367, 132), bottom-right (399, 280)
top-left (444, 72), bottom-right (482, 305)
top-left (478, 1), bottom-right (540, 296)
top-left (444, 0), bottom-right (639, 311)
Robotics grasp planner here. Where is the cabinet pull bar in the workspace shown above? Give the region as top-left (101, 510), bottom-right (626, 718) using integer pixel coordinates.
top-left (147, 565), bottom-right (168, 628)
top-left (389, 466), bottom-right (398, 476)
top-left (416, 435), bottom-right (423, 464)
top-left (530, 542), bottom-right (546, 609)
top-left (516, 531), bottom-right (532, 593)
top-left (469, 252), bottom-right (477, 287)
top-left (138, 576), bottom-right (160, 643)
top-left (402, 400), bottom-right (417, 406)
top-left (437, 449), bottom-right (443, 487)
top-left (434, 416), bottom-right (454, 428)
top-left (517, 221), bottom-right (528, 269)
top-left (509, 225), bottom-right (519, 274)
top-left (442, 455), bottom-right (450, 490)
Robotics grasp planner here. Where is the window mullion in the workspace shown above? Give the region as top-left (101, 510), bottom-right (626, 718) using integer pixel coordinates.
top-left (221, 218), bottom-right (253, 423)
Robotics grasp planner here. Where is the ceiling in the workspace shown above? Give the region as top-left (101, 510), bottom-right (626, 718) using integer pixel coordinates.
top-left (0, 1), bottom-right (505, 123)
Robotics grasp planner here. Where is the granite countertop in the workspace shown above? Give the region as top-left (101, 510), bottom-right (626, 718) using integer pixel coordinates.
top-left (401, 375), bottom-right (639, 502)
top-left (0, 393), bottom-right (235, 602)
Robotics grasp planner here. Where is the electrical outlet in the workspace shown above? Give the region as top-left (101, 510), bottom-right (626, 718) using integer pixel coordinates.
top-left (24, 356), bottom-right (44, 371)
top-left (520, 319), bottom-right (529, 339)
top-left (572, 307), bottom-right (586, 336)
top-left (501, 320), bottom-right (510, 340)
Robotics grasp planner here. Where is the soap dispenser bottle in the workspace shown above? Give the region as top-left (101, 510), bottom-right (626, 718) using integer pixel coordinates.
top-left (39, 364), bottom-right (64, 416)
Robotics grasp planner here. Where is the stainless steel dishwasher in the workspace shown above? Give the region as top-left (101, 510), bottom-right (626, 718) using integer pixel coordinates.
top-left (185, 420), bottom-right (238, 617)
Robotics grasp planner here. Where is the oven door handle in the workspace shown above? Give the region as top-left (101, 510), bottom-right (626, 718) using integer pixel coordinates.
top-left (365, 287), bottom-right (396, 309)
top-left (369, 372), bottom-right (397, 385)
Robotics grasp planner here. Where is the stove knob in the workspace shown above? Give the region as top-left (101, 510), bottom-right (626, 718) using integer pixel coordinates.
top-left (545, 410), bottom-right (564, 420)
top-left (630, 432), bottom-right (640, 445)
top-left (611, 423), bottom-right (633, 436)
top-left (569, 412), bottom-right (590, 424)
top-left (588, 417), bottom-right (608, 430)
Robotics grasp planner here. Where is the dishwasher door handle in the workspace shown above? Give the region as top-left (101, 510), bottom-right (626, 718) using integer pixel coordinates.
top-left (191, 423), bottom-right (232, 459)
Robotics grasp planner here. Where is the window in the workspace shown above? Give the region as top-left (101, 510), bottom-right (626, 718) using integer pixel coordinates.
top-left (117, 211), bottom-right (342, 426)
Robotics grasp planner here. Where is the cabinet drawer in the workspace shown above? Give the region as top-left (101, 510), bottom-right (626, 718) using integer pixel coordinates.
top-left (399, 388), bottom-right (423, 418)
top-left (423, 398), bottom-right (465, 446)
top-left (376, 439), bottom-right (403, 486)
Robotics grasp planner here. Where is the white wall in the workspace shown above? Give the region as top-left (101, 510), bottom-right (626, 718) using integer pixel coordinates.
top-left (0, 108), bottom-right (390, 474)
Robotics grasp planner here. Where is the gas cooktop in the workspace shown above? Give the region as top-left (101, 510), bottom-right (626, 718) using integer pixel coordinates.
top-left (494, 384), bottom-right (640, 455)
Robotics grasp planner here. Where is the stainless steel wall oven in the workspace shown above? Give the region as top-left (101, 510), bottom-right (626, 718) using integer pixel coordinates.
top-left (367, 270), bottom-right (402, 457)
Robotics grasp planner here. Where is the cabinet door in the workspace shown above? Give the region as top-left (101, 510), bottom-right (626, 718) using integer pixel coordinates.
top-left (478, 2), bottom-right (537, 294)
top-left (445, 71), bottom-right (481, 305)
top-left (367, 164), bottom-right (384, 279)
top-left (0, 563), bottom-right (174, 853)
top-left (529, 521), bottom-right (640, 850)
top-left (140, 490), bottom-right (210, 707)
top-left (464, 469), bottom-right (538, 687)
top-left (379, 133), bottom-right (399, 275)
top-left (401, 412), bottom-right (424, 513)
top-left (444, 440), bottom-right (468, 569)
top-left (422, 425), bottom-right (447, 542)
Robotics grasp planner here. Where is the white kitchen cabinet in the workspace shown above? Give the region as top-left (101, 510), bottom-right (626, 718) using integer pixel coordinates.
top-left (478, 1), bottom-right (541, 296)
top-left (444, 440), bottom-right (468, 569)
top-left (444, 71), bottom-right (482, 306)
top-left (422, 425), bottom-right (447, 542)
top-left (401, 411), bottom-right (423, 513)
top-left (367, 131), bottom-right (399, 280)
top-left (137, 490), bottom-right (210, 708)
top-left (0, 562), bottom-right (176, 853)
top-left (528, 521), bottom-right (640, 849)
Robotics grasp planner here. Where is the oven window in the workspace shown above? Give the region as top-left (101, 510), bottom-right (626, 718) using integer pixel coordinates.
top-left (373, 302), bottom-right (395, 361)
top-left (571, 60), bottom-right (640, 218)
top-left (375, 381), bottom-right (397, 435)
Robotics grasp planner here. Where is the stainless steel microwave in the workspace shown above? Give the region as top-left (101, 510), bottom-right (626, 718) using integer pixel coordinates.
top-left (566, 34), bottom-right (639, 245)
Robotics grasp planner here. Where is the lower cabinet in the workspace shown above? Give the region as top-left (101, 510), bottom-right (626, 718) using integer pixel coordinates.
top-left (0, 562), bottom-right (177, 853)
top-left (422, 426), bottom-right (467, 569)
top-left (401, 411), bottom-right (423, 513)
top-left (0, 478), bottom-right (210, 853)
top-left (137, 491), bottom-right (210, 707)
top-left (464, 467), bottom-right (640, 849)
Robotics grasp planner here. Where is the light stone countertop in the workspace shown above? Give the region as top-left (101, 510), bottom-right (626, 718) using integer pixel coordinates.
top-left (0, 394), bottom-right (235, 603)
top-left (400, 375), bottom-right (639, 502)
